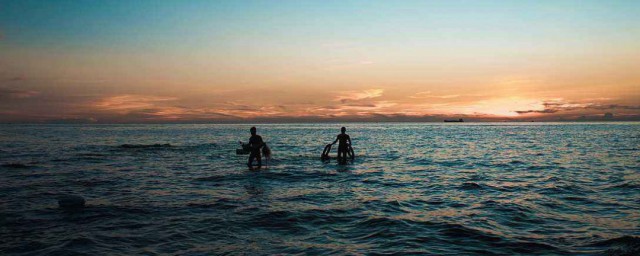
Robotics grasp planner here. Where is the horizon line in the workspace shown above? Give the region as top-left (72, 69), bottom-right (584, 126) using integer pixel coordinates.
top-left (3, 120), bottom-right (639, 125)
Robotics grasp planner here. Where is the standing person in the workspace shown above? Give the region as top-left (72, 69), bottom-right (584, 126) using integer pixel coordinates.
top-left (331, 127), bottom-right (352, 163)
top-left (243, 127), bottom-right (265, 169)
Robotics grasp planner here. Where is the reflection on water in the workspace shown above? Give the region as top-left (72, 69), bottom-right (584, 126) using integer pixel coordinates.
top-left (1, 123), bottom-right (639, 255)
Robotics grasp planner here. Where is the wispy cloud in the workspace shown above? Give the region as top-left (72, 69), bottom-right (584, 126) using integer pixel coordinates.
top-left (0, 87), bottom-right (39, 99)
top-left (94, 95), bottom-right (178, 112)
top-left (586, 104), bottom-right (640, 110)
top-left (410, 91), bottom-right (460, 99)
top-left (335, 89), bottom-right (383, 103)
top-left (515, 99), bottom-right (640, 115)
top-left (514, 109), bottom-right (559, 114)
top-left (409, 91), bottom-right (431, 98)
top-left (93, 95), bottom-right (290, 121)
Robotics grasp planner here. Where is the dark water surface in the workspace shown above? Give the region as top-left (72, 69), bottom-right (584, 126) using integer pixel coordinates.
top-left (1, 123), bottom-right (639, 255)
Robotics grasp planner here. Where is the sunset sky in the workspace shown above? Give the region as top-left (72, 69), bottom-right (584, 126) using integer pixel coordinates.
top-left (1, 0), bottom-right (639, 123)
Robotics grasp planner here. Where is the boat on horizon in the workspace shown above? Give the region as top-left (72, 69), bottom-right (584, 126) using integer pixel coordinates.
top-left (444, 118), bottom-right (464, 122)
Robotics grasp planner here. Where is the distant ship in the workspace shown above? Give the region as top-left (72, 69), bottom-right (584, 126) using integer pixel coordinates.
top-left (444, 118), bottom-right (464, 122)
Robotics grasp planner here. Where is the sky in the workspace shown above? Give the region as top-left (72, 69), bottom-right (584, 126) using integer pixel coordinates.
top-left (1, 0), bottom-right (639, 123)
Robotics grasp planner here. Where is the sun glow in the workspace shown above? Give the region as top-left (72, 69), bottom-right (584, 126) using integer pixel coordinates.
top-left (454, 98), bottom-right (546, 117)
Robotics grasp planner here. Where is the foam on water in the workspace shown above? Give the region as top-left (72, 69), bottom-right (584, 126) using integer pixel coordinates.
top-left (1, 123), bottom-right (639, 255)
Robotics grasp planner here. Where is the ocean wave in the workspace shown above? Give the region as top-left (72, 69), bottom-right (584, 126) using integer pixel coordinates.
top-left (77, 153), bottom-right (107, 157)
top-left (361, 199), bottom-right (408, 214)
top-left (187, 199), bottom-right (238, 210)
top-left (73, 178), bottom-right (119, 187)
top-left (118, 143), bottom-right (173, 149)
top-left (343, 216), bottom-right (562, 254)
top-left (1, 163), bottom-right (34, 169)
top-left (438, 222), bottom-right (503, 242)
top-left (586, 236), bottom-right (640, 256)
top-left (605, 181), bottom-right (640, 190)
top-left (245, 210), bottom-right (312, 234)
top-left (459, 182), bottom-right (484, 190)
top-left (192, 174), bottom-right (232, 182)
top-left (538, 182), bottom-right (595, 196)
top-left (182, 143), bottom-right (218, 150)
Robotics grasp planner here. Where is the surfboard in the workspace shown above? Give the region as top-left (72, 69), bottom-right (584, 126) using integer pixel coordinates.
top-left (321, 144), bottom-right (332, 160)
top-left (321, 144), bottom-right (355, 161)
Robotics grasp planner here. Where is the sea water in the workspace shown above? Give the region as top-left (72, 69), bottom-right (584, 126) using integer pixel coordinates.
top-left (1, 123), bottom-right (639, 255)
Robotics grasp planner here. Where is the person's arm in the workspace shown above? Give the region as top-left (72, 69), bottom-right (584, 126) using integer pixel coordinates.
top-left (347, 135), bottom-right (352, 145)
top-left (331, 136), bottom-right (339, 145)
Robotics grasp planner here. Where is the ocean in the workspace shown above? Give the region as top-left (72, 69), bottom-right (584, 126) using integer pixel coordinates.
top-left (1, 123), bottom-right (639, 255)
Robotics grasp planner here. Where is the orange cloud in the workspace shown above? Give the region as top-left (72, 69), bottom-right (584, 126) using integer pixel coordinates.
top-left (0, 87), bottom-right (39, 99)
top-left (37, 90), bottom-right (640, 123)
top-left (92, 95), bottom-right (293, 121)
top-left (410, 91), bottom-right (460, 99)
top-left (94, 95), bottom-right (178, 113)
top-left (335, 89), bottom-right (384, 103)
top-left (515, 100), bottom-right (640, 115)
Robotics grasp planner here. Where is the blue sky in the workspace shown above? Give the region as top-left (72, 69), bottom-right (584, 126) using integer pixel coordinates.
top-left (2, 0), bottom-right (638, 50)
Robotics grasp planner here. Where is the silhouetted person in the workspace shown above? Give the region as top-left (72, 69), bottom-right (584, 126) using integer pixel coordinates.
top-left (331, 127), bottom-right (352, 163)
top-left (243, 127), bottom-right (265, 169)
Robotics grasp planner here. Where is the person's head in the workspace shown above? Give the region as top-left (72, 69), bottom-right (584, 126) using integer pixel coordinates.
top-left (341, 127), bottom-right (346, 134)
top-left (250, 126), bottom-right (257, 135)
